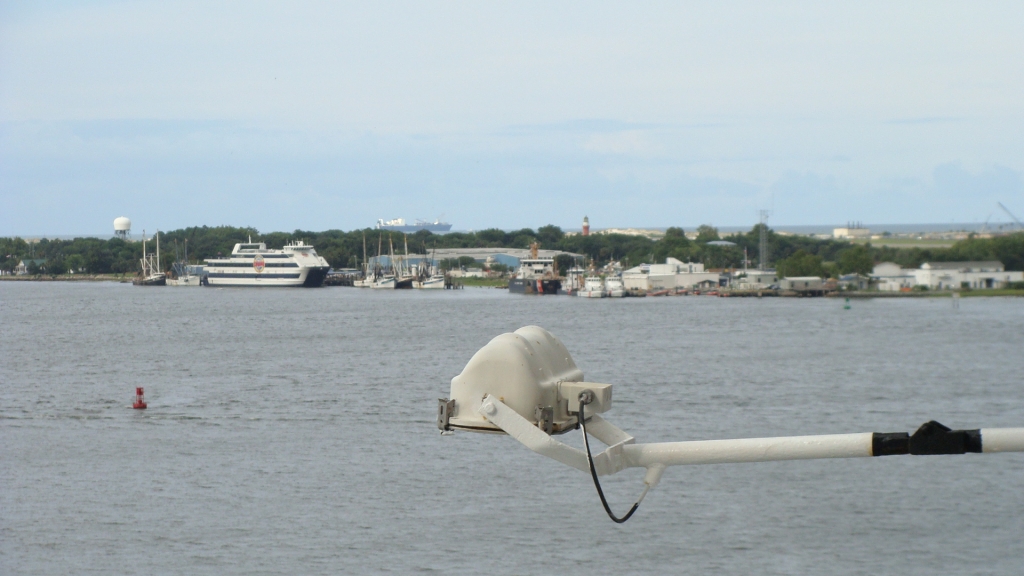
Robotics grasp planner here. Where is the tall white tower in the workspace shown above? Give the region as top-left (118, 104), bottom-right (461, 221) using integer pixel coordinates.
top-left (114, 217), bottom-right (131, 240)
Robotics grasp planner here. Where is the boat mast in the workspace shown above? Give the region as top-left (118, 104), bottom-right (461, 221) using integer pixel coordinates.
top-left (156, 230), bottom-right (160, 274)
top-left (362, 233), bottom-right (368, 277)
top-left (389, 235), bottom-right (396, 276)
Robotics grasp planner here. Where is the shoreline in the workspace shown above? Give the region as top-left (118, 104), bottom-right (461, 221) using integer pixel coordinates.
top-left (0, 274), bottom-right (131, 283)
top-left (4, 275), bottom-right (1023, 297)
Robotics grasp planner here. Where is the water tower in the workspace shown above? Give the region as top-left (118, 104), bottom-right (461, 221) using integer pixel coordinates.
top-left (114, 217), bottom-right (131, 240)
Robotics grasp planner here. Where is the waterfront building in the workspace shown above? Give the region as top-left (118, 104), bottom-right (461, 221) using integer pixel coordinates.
top-left (914, 261), bottom-right (1022, 290)
top-left (872, 262), bottom-right (916, 291)
top-left (15, 259), bottom-right (46, 275)
top-left (622, 258), bottom-right (721, 291)
top-left (418, 247), bottom-right (580, 269)
top-left (778, 276), bottom-right (825, 293)
top-left (872, 261), bottom-right (1023, 290)
top-left (733, 269), bottom-right (778, 289)
top-left (837, 274), bottom-right (870, 290)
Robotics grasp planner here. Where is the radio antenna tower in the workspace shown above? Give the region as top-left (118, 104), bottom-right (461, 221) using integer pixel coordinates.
top-left (758, 209), bottom-right (771, 270)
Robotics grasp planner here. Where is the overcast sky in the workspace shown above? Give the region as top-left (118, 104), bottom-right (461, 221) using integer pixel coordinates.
top-left (2, 1), bottom-right (1023, 235)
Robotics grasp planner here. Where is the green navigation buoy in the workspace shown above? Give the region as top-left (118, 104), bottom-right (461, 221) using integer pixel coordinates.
top-left (844, 297), bottom-right (851, 310)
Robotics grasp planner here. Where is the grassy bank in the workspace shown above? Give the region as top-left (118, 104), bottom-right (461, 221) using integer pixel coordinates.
top-left (958, 288), bottom-right (1024, 297)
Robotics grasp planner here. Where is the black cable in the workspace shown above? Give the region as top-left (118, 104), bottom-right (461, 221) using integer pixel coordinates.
top-left (580, 398), bottom-right (639, 523)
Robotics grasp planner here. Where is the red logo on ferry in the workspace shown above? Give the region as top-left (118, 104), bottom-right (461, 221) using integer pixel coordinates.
top-left (253, 254), bottom-right (265, 273)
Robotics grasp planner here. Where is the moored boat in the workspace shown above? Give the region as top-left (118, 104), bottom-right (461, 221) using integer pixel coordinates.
top-left (577, 276), bottom-right (606, 298)
top-left (508, 243), bottom-right (561, 295)
top-left (133, 231), bottom-right (166, 286)
top-left (605, 276), bottom-right (625, 297)
top-left (204, 240), bottom-right (330, 287)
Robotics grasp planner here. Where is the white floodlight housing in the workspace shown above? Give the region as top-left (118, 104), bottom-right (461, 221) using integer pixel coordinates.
top-left (439, 326), bottom-right (1024, 523)
top-left (443, 326), bottom-right (611, 434)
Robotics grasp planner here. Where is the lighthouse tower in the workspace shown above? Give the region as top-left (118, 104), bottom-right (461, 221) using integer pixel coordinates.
top-left (582, 216), bottom-right (590, 236)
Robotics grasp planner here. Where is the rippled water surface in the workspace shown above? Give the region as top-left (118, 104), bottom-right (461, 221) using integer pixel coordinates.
top-left (2, 283), bottom-right (1023, 575)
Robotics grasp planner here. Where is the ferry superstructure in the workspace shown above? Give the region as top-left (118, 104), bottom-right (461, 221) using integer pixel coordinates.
top-left (204, 241), bottom-right (330, 287)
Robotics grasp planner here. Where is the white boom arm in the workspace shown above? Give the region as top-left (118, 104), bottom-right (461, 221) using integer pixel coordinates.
top-left (479, 394), bottom-right (1024, 484)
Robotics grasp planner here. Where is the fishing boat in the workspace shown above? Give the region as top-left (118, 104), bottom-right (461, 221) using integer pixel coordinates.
top-left (168, 239), bottom-right (201, 286)
top-left (133, 230), bottom-right (166, 286)
top-left (371, 236), bottom-right (414, 289)
top-left (414, 246), bottom-right (446, 289)
top-left (354, 234), bottom-right (374, 287)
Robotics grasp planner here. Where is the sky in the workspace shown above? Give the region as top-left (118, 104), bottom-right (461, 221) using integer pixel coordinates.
top-left (2, 1), bottom-right (1023, 235)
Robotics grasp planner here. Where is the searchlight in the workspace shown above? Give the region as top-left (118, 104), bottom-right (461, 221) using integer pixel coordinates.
top-left (438, 326), bottom-right (1024, 523)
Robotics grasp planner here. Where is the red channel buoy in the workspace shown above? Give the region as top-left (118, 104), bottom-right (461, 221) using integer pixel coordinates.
top-left (133, 387), bottom-right (147, 409)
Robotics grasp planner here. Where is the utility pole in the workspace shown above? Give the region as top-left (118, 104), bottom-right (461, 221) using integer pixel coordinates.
top-left (758, 209), bottom-right (771, 271)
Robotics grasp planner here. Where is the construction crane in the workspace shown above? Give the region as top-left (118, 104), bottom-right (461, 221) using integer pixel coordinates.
top-left (997, 202), bottom-right (1023, 229)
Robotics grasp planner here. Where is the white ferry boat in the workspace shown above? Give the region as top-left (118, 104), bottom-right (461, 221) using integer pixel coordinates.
top-left (204, 241), bottom-right (330, 287)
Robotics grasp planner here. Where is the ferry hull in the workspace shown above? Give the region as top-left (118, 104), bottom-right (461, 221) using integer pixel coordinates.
top-left (206, 266), bottom-right (329, 287)
top-left (509, 278), bottom-right (561, 295)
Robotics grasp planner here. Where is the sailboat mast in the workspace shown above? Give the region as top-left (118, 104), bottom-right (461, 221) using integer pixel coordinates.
top-left (389, 236), bottom-right (395, 274)
top-left (156, 231), bottom-right (160, 273)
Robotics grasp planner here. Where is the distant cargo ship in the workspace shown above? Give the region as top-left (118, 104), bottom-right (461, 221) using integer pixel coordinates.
top-left (375, 218), bottom-right (452, 233)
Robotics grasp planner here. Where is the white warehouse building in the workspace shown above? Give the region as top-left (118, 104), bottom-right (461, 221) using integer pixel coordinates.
top-left (873, 261), bottom-right (1022, 291)
top-left (914, 261), bottom-right (1022, 290)
top-left (622, 258), bottom-right (721, 291)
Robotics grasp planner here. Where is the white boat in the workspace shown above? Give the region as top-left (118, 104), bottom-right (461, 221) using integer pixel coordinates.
top-left (133, 230), bottom-right (166, 286)
top-left (417, 274), bottom-right (446, 289)
top-left (372, 275), bottom-right (397, 289)
top-left (167, 275), bottom-right (201, 286)
top-left (168, 240), bottom-right (201, 286)
top-left (577, 276), bottom-right (606, 298)
top-left (605, 276), bottom-right (625, 298)
top-left (204, 240), bottom-right (330, 287)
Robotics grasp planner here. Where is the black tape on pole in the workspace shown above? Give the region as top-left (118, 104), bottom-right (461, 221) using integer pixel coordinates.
top-left (909, 421), bottom-right (982, 455)
top-left (872, 432), bottom-right (910, 456)
top-left (872, 421), bottom-right (983, 456)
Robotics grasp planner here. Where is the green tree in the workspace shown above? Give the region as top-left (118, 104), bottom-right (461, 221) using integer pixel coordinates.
top-left (695, 225), bottom-right (720, 243)
top-left (837, 245), bottom-right (873, 275)
top-left (537, 225), bottom-right (564, 246)
top-left (554, 253), bottom-right (576, 273)
top-left (652, 227), bottom-right (691, 262)
top-left (777, 249), bottom-right (825, 278)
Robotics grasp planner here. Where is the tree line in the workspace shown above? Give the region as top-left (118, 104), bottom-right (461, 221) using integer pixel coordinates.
top-left (2, 225), bottom-right (1022, 277)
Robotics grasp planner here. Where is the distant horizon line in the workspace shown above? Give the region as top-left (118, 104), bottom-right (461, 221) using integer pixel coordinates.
top-left (6, 221), bottom-right (1020, 240)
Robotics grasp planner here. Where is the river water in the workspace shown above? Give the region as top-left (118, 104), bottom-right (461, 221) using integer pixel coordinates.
top-left (2, 283), bottom-right (1023, 575)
